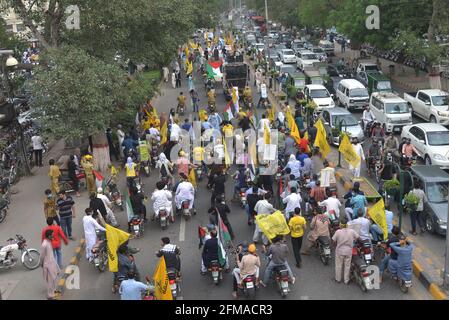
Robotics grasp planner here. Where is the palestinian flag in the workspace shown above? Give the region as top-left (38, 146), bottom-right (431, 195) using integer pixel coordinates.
top-left (125, 192), bottom-right (134, 222)
top-left (223, 101), bottom-right (233, 121)
top-left (206, 60), bottom-right (223, 81)
top-left (93, 170), bottom-right (105, 190)
top-left (217, 214), bottom-right (231, 266)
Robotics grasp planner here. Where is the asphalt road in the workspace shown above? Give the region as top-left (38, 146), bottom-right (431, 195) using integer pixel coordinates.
top-left (59, 65), bottom-right (432, 300)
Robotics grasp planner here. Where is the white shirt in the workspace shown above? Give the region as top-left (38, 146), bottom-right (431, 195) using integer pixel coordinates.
top-left (83, 215), bottom-right (105, 236)
top-left (31, 135), bottom-right (43, 150)
top-left (318, 197), bottom-right (342, 217)
top-left (320, 167), bottom-right (336, 188)
top-left (97, 194), bottom-right (113, 214)
top-left (149, 128), bottom-right (160, 136)
top-left (170, 123), bottom-right (181, 141)
top-left (254, 199), bottom-right (275, 215)
top-left (151, 189), bottom-right (173, 211)
top-left (260, 84), bottom-right (268, 98)
top-left (362, 110), bottom-right (374, 122)
top-left (258, 119), bottom-right (271, 132)
top-left (283, 193), bottom-right (302, 214)
top-left (348, 217), bottom-right (371, 240)
top-left (352, 143), bottom-right (365, 161)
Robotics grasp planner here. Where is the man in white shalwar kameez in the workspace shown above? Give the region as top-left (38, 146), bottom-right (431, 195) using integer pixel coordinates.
top-left (349, 137), bottom-right (365, 178)
top-left (175, 174), bottom-right (195, 210)
top-left (96, 187), bottom-right (119, 227)
top-left (83, 208), bottom-right (106, 261)
top-left (151, 181), bottom-right (173, 221)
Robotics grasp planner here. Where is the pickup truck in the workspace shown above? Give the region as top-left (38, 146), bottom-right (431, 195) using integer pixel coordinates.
top-left (404, 89), bottom-right (449, 125)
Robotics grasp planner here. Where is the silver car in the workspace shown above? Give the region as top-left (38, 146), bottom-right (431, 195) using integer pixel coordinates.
top-left (320, 107), bottom-right (365, 146)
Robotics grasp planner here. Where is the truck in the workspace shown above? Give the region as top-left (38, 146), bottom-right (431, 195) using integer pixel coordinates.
top-left (222, 56), bottom-right (249, 101)
top-left (404, 89), bottom-right (449, 125)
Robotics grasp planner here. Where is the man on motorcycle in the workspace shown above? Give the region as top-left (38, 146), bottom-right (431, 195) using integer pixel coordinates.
top-left (232, 165), bottom-right (248, 200)
top-left (156, 237), bottom-right (181, 275)
top-left (96, 187), bottom-right (119, 227)
top-left (151, 181), bottom-right (174, 222)
top-left (383, 131), bottom-right (399, 160)
top-left (361, 106), bottom-right (374, 132)
top-left (119, 270), bottom-right (153, 300)
top-left (122, 135), bottom-right (139, 162)
top-left (243, 86), bottom-right (253, 108)
top-left (175, 173), bottom-right (195, 213)
top-left (379, 226), bottom-right (401, 282)
top-left (367, 138), bottom-right (383, 176)
top-left (388, 235), bottom-right (414, 283)
top-left (401, 138), bottom-right (421, 165)
top-left (232, 243), bottom-right (261, 298)
top-left (201, 229), bottom-right (228, 274)
top-left (177, 92), bottom-right (186, 114)
top-left (303, 207), bottom-right (330, 255)
top-left (207, 88), bottom-right (216, 107)
top-left (370, 122), bottom-right (385, 145)
top-left (260, 236), bottom-right (295, 287)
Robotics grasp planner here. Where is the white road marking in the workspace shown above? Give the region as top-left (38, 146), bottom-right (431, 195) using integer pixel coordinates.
top-left (179, 217), bottom-right (186, 242)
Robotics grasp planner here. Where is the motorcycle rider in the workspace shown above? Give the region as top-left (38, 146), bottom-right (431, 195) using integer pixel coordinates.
top-left (209, 171), bottom-right (226, 207)
top-left (370, 122), bottom-right (385, 145)
top-left (121, 135), bottom-right (139, 163)
top-left (156, 237), bottom-right (181, 276)
top-left (201, 229), bottom-right (228, 274)
top-left (284, 154), bottom-right (301, 180)
top-left (175, 173), bottom-right (195, 214)
top-left (383, 131), bottom-right (399, 160)
top-left (208, 195), bottom-right (235, 239)
top-left (260, 236), bottom-right (295, 287)
top-left (177, 92), bottom-right (186, 113)
top-left (83, 208), bottom-right (106, 262)
top-left (151, 181), bottom-right (174, 222)
top-left (232, 243), bottom-right (260, 299)
top-left (388, 235), bottom-right (414, 283)
top-left (232, 165), bottom-right (248, 200)
top-left (361, 106), bottom-right (374, 132)
top-left (207, 88), bottom-right (216, 108)
top-left (401, 138), bottom-right (421, 165)
top-left (367, 138), bottom-right (382, 176)
top-left (125, 157), bottom-right (139, 190)
top-left (243, 86), bottom-right (253, 109)
top-left (302, 207), bottom-right (330, 255)
top-left (379, 226), bottom-right (401, 282)
top-left (114, 244), bottom-right (140, 293)
top-left (96, 188), bottom-right (119, 227)
top-left (119, 270), bottom-right (153, 300)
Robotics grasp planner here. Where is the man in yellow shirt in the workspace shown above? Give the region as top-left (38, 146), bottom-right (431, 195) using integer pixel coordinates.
top-left (193, 145), bottom-right (207, 176)
top-left (177, 92), bottom-right (186, 113)
top-left (288, 207), bottom-right (307, 268)
top-left (48, 159), bottom-right (61, 195)
top-left (207, 89), bottom-right (216, 106)
top-left (81, 155), bottom-right (96, 194)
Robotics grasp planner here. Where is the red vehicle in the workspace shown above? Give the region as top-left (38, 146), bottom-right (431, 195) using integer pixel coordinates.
top-left (251, 16), bottom-right (266, 33)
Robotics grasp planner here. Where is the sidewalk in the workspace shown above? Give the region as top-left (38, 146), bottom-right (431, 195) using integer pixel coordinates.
top-left (333, 43), bottom-right (431, 92)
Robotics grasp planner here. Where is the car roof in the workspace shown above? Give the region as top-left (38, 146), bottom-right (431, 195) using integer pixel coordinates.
top-left (411, 165), bottom-right (449, 182)
top-left (420, 89), bottom-right (449, 96)
top-left (340, 79), bottom-right (365, 88)
top-left (325, 107), bottom-right (352, 115)
top-left (367, 73), bottom-right (390, 81)
top-left (372, 92), bottom-right (406, 102)
top-left (306, 84), bottom-right (327, 90)
top-left (408, 123), bottom-right (449, 132)
top-left (300, 50), bottom-right (314, 55)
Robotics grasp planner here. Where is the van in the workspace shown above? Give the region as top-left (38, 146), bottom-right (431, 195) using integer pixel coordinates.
top-left (369, 92), bottom-right (412, 133)
top-left (318, 40), bottom-right (334, 56)
top-left (336, 79), bottom-right (370, 111)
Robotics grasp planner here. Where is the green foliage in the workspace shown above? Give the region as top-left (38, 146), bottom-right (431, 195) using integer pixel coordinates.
top-left (404, 192), bottom-right (420, 207)
top-left (383, 179), bottom-right (400, 193)
top-left (30, 45), bottom-right (126, 140)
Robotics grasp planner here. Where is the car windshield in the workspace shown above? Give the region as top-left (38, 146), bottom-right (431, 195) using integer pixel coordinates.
top-left (426, 181), bottom-right (449, 203)
top-left (336, 65), bottom-right (347, 72)
top-left (385, 102), bottom-right (409, 114)
top-left (349, 88), bottom-right (368, 97)
top-left (377, 81), bottom-right (392, 90)
top-left (432, 95), bottom-right (449, 106)
top-left (281, 66), bottom-right (296, 74)
top-left (427, 131), bottom-right (449, 146)
top-left (302, 54), bottom-right (318, 60)
top-left (364, 65), bottom-right (379, 71)
top-left (333, 115), bottom-right (359, 126)
top-left (294, 79), bottom-right (305, 87)
top-left (283, 50), bottom-right (295, 55)
top-left (310, 89), bottom-right (330, 98)
top-left (313, 48), bottom-right (324, 53)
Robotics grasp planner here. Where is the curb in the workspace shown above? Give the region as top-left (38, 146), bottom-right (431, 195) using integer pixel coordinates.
top-left (56, 238), bottom-right (85, 299)
top-left (335, 170), bottom-right (447, 300)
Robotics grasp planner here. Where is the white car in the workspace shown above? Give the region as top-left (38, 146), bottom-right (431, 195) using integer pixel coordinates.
top-left (296, 51), bottom-right (320, 70)
top-left (279, 49), bottom-right (296, 64)
top-left (401, 123), bottom-right (449, 167)
top-left (304, 84), bottom-right (335, 111)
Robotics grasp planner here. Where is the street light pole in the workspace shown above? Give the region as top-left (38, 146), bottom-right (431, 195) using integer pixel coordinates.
top-left (264, 0), bottom-right (268, 23)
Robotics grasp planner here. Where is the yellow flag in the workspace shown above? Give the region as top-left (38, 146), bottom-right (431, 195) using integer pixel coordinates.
top-left (232, 87), bottom-right (238, 104)
top-left (285, 109), bottom-right (301, 144)
top-left (223, 137), bottom-right (231, 167)
top-left (199, 109), bottom-right (208, 122)
top-left (303, 131), bottom-right (309, 140)
top-left (255, 211), bottom-right (290, 241)
top-left (338, 134), bottom-right (361, 168)
top-left (249, 138), bottom-right (258, 167)
top-left (186, 60), bottom-right (193, 75)
top-left (110, 165), bottom-right (117, 176)
top-left (105, 224), bottom-right (130, 272)
top-left (160, 121), bottom-right (168, 145)
top-left (188, 168), bottom-right (197, 187)
top-left (184, 45), bottom-right (189, 58)
top-left (368, 199), bottom-right (388, 240)
top-left (264, 124), bottom-right (271, 145)
top-left (152, 256), bottom-right (173, 300)
top-left (268, 107), bottom-right (275, 123)
top-left (314, 119), bottom-right (331, 158)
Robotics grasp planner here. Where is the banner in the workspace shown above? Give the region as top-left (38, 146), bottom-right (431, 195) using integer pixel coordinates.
top-left (314, 119), bottom-right (331, 158)
top-left (368, 199), bottom-right (388, 240)
top-left (285, 109), bottom-right (301, 144)
top-left (153, 256), bottom-right (174, 300)
top-left (255, 211), bottom-right (290, 240)
top-left (160, 121), bottom-right (168, 145)
top-left (106, 224), bottom-right (130, 272)
top-left (338, 134), bottom-right (361, 167)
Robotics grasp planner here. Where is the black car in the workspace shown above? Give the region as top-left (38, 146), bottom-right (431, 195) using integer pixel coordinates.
top-left (327, 64), bottom-right (352, 78)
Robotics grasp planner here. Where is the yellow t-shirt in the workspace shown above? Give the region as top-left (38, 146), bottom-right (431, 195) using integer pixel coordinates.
top-left (125, 163), bottom-right (137, 177)
top-left (223, 124), bottom-right (233, 137)
top-left (48, 165), bottom-right (61, 179)
top-left (177, 96), bottom-right (186, 106)
top-left (193, 147), bottom-right (205, 162)
top-left (289, 216), bottom-right (306, 238)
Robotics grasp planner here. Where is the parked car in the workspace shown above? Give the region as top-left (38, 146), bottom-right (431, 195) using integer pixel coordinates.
top-left (296, 51), bottom-right (320, 70)
top-left (357, 62), bottom-right (381, 74)
top-left (320, 107), bottom-right (365, 145)
top-left (404, 89), bottom-right (449, 125)
top-left (336, 79), bottom-right (370, 111)
top-left (369, 92), bottom-right (412, 133)
top-left (279, 49), bottom-right (297, 64)
top-left (401, 123), bottom-right (449, 167)
top-left (410, 165), bottom-right (448, 235)
top-left (304, 84), bottom-right (335, 112)
top-left (327, 64), bottom-right (352, 78)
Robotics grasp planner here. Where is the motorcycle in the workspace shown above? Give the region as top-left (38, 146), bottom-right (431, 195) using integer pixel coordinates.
top-left (239, 274), bottom-right (257, 300)
top-left (130, 215), bottom-right (144, 238)
top-left (105, 178), bottom-right (123, 211)
top-left (58, 170), bottom-right (86, 194)
top-left (363, 120), bottom-right (374, 137)
top-left (177, 104), bottom-right (185, 116)
top-left (392, 270), bottom-right (413, 293)
top-left (143, 275), bottom-right (156, 300)
top-left (316, 236), bottom-right (332, 265)
top-left (157, 208), bottom-right (170, 230)
top-left (150, 140), bottom-right (160, 167)
top-left (112, 253), bottom-right (140, 294)
top-left (368, 156), bottom-right (382, 182)
top-left (181, 200), bottom-right (191, 220)
top-left (351, 239), bottom-right (375, 292)
top-left (196, 166), bottom-right (204, 182)
top-left (401, 155), bottom-right (417, 170)
top-left (208, 259), bottom-right (223, 285)
top-left (91, 230), bottom-right (108, 272)
top-left (208, 101), bottom-right (216, 113)
top-left (239, 187), bottom-right (247, 208)
top-left (272, 265), bottom-right (290, 297)
top-left (0, 235), bottom-right (40, 270)
top-left (167, 268), bottom-right (181, 299)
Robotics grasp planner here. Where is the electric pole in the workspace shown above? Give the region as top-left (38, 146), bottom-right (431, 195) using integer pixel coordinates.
top-left (264, 0), bottom-right (268, 22)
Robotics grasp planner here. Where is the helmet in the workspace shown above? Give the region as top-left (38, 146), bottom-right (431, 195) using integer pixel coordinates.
top-left (97, 187), bottom-right (103, 193)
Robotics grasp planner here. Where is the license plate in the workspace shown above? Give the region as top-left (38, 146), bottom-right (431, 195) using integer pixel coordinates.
top-left (133, 225), bottom-right (139, 231)
top-left (324, 248), bottom-right (331, 255)
top-left (405, 281), bottom-right (412, 287)
top-left (241, 197), bottom-right (246, 201)
top-left (170, 283), bottom-right (177, 290)
top-left (94, 258), bottom-right (99, 265)
top-left (281, 281), bottom-right (289, 288)
top-left (365, 254), bottom-right (372, 261)
top-left (161, 216), bottom-right (166, 221)
top-left (212, 271), bottom-right (219, 277)
top-left (393, 127), bottom-right (401, 132)
top-left (245, 282), bottom-right (254, 289)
